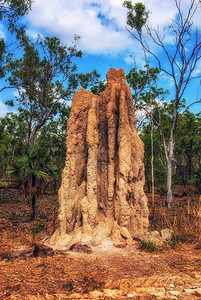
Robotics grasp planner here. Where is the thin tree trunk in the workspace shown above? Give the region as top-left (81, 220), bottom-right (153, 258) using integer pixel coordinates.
top-left (24, 171), bottom-right (29, 199)
top-left (165, 137), bottom-right (174, 207)
top-left (166, 158), bottom-right (173, 208)
top-left (151, 104), bottom-right (155, 213)
top-left (30, 174), bottom-right (36, 221)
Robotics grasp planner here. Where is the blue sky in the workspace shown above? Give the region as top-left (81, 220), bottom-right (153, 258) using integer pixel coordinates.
top-left (0, 0), bottom-right (201, 117)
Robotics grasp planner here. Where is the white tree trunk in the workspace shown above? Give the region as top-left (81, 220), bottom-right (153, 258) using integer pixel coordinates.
top-left (166, 137), bottom-right (174, 208)
top-left (166, 157), bottom-right (173, 208)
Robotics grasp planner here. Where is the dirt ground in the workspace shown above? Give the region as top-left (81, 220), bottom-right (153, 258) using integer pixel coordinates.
top-left (0, 187), bottom-right (201, 299)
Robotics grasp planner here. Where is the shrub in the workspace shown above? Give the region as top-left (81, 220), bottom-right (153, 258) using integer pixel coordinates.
top-left (138, 239), bottom-right (157, 252)
top-left (164, 231), bottom-right (196, 249)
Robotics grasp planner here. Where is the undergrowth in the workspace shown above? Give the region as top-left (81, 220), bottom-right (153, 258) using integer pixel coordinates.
top-left (149, 191), bottom-right (201, 248)
top-left (138, 239), bottom-right (157, 252)
top-left (164, 231), bottom-right (197, 249)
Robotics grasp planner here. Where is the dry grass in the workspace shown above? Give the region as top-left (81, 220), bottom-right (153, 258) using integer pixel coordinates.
top-left (147, 187), bottom-right (200, 249)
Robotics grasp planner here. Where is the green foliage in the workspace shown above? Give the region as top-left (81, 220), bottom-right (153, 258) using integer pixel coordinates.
top-left (0, 0), bottom-right (32, 21)
top-left (35, 107), bottom-right (71, 184)
top-left (91, 81), bottom-right (106, 95)
top-left (8, 145), bottom-right (49, 181)
top-left (6, 33), bottom-right (101, 147)
top-left (139, 99), bottom-right (200, 192)
top-left (8, 34), bottom-right (82, 101)
top-left (164, 232), bottom-right (196, 249)
top-left (0, 113), bottom-right (26, 178)
top-left (124, 0), bottom-right (201, 207)
top-left (123, 1), bottom-right (149, 33)
top-left (126, 66), bottom-right (168, 114)
top-left (127, 67), bottom-right (168, 190)
top-left (138, 239), bottom-right (157, 252)
top-left (0, 0), bottom-right (32, 79)
top-left (164, 233), bottom-right (180, 249)
top-left (191, 167), bottom-right (201, 194)
top-left (0, 38), bottom-right (6, 78)
top-left (141, 128), bottom-right (167, 190)
top-left (0, 194), bottom-right (9, 205)
top-left (76, 69), bottom-right (101, 89)
top-left (127, 67), bottom-right (160, 93)
top-left (174, 111), bottom-right (201, 188)
top-left (7, 144), bottom-right (58, 220)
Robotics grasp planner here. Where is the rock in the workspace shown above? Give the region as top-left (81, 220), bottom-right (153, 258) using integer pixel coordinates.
top-left (33, 244), bottom-right (54, 257)
top-left (113, 242), bottom-right (127, 248)
top-left (161, 228), bottom-right (172, 240)
top-left (7, 243), bottom-right (32, 260)
top-left (47, 68), bottom-right (149, 249)
top-left (150, 231), bottom-right (161, 238)
top-left (69, 243), bottom-right (92, 253)
top-left (147, 231), bottom-right (163, 245)
top-left (120, 227), bottom-right (132, 239)
top-left (12, 250), bottom-right (26, 258)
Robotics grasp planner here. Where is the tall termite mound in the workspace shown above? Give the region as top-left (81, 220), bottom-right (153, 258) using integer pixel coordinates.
top-left (47, 68), bottom-right (149, 249)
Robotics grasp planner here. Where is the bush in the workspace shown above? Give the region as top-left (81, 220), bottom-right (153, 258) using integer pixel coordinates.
top-left (164, 231), bottom-right (196, 249)
top-left (138, 239), bottom-right (157, 252)
top-left (164, 233), bottom-right (179, 249)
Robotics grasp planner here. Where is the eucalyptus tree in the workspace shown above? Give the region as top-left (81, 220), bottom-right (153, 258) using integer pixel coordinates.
top-left (7, 33), bottom-right (100, 147)
top-left (123, 0), bottom-right (201, 207)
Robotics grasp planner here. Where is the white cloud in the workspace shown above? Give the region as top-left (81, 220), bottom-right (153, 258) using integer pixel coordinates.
top-left (25, 0), bottom-right (201, 58)
top-left (0, 24), bottom-right (6, 40)
top-left (26, 0), bottom-right (133, 54)
top-left (0, 99), bottom-right (9, 117)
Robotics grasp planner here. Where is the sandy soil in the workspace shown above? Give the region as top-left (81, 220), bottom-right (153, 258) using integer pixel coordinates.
top-left (0, 188), bottom-right (201, 299)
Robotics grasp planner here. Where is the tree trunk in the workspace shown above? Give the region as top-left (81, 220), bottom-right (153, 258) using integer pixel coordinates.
top-left (166, 157), bottom-right (173, 208)
top-left (165, 137), bottom-right (174, 208)
top-left (151, 109), bottom-right (155, 213)
top-left (30, 174), bottom-right (36, 221)
top-left (24, 171), bottom-right (29, 199)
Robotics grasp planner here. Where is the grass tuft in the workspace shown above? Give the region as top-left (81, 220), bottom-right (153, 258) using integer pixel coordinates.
top-left (138, 239), bottom-right (157, 252)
